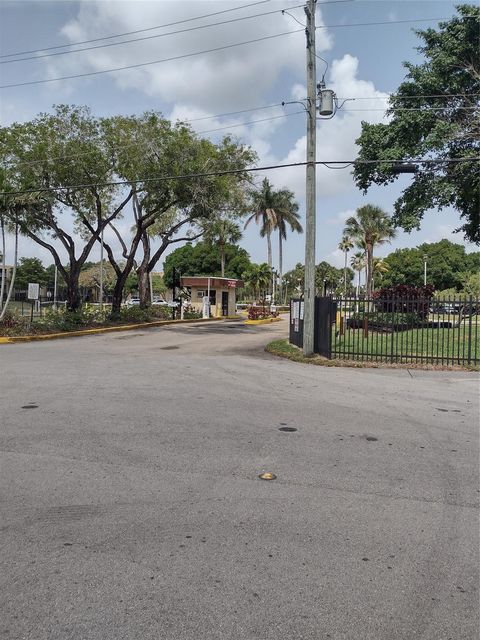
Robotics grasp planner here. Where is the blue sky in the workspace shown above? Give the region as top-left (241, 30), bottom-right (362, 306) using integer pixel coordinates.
top-left (0, 0), bottom-right (475, 273)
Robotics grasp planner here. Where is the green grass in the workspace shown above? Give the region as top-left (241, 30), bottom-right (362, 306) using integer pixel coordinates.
top-left (332, 325), bottom-right (480, 365)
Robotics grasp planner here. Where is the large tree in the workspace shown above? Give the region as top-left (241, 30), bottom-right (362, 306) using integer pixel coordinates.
top-left (203, 217), bottom-right (242, 277)
top-left (97, 116), bottom-right (254, 311)
top-left (382, 239), bottom-right (480, 290)
top-left (163, 241), bottom-right (252, 288)
top-left (14, 257), bottom-right (48, 290)
top-left (1, 105), bottom-right (133, 311)
top-left (343, 205), bottom-right (396, 298)
top-left (274, 191), bottom-right (302, 301)
top-left (354, 5), bottom-right (480, 243)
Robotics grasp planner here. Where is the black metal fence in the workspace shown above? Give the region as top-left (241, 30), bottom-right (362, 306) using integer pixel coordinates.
top-left (332, 296), bottom-right (479, 366)
top-left (290, 296), bottom-right (480, 366)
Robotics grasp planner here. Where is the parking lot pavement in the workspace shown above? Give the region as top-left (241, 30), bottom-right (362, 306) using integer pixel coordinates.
top-left (1, 320), bottom-right (478, 640)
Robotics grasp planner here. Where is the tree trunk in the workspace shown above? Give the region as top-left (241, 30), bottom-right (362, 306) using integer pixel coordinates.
top-left (66, 265), bottom-right (82, 312)
top-left (278, 232), bottom-right (283, 303)
top-left (137, 231), bottom-right (151, 308)
top-left (366, 244), bottom-right (373, 299)
top-left (220, 243), bottom-right (225, 278)
top-left (267, 232), bottom-right (272, 294)
top-left (0, 222), bottom-right (18, 321)
top-left (343, 250), bottom-right (347, 297)
top-left (0, 216), bottom-right (6, 309)
top-left (137, 267), bottom-right (150, 307)
top-left (111, 271), bottom-right (131, 316)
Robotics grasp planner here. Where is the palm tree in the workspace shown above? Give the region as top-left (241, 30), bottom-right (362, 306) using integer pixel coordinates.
top-left (242, 263), bottom-right (271, 304)
top-left (350, 251), bottom-right (365, 298)
top-left (275, 191), bottom-right (302, 302)
top-left (338, 236), bottom-right (354, 297)
top-left (245, 179), bottom-right (278, 271)
top-left (372, 257), bottom-right (389, 291)
top-left (343, 205), bottom-right (396, 298)
top-left (204, 218), bottom-right (242, 277)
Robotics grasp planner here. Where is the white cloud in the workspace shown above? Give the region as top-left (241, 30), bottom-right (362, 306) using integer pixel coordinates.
top-left (45, 0), bottom-right (332, 113)
top-left (326, 208), bottom-right (356, 225)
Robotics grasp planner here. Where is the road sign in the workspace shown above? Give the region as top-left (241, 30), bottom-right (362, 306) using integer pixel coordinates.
top-left (27, 283), bottom-right (39, 300)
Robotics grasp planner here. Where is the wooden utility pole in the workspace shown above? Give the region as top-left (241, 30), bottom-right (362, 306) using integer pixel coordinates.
top-left (303, 0), bottom-right (317, 356)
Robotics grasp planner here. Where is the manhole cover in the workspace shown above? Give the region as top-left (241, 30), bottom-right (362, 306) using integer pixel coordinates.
top-left (161, 345), bottom-right (179, 350)
top-left (366, 436), bottom-right (378, 442)
top-left (279, 427), bottom-right (297, 432)
top-left (259, 472), bottom-right (277, 481)
top-left (21, 404), bottom-right (38, 409)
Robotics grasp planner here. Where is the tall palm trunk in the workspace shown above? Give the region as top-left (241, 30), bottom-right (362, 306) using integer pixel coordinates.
top-left (266, 231), bottom-right (272, 295)
top-left (278, 232), bottom-right (283, 303)
top-left (366, 244), bottom-right (373, 299)
top-left (343, 250), bottom-right (348, 297)
top-left (220, 242), bottom-right (225, 278)
top-left (0, 216), bottom-right (6, 308)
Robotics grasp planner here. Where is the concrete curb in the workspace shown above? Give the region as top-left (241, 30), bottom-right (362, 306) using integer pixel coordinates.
top-left (244, 317), bottom-right (283, 325)
top-left (0, 316), bottom-right (241, 344)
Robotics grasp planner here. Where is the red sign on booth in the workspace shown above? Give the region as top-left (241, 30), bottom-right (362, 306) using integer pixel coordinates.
top-left (227, 280), bottom-right (236, 288)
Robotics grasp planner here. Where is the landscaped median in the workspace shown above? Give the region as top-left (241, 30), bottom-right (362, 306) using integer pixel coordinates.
top-left (0, 316), bottom-right (239, 344)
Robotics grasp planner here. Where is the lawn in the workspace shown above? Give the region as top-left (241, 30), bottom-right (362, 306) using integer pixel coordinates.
top-left (332, 323), bottom-right (480, 365)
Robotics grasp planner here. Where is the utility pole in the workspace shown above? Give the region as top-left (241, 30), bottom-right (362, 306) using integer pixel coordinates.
top-left (303, 0), bottom-right (317, 356)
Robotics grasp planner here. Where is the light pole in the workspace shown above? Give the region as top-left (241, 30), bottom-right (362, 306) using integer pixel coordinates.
top-left (423, 254), bottom-right (427, 286)
top-left (53, 265), bottom-right (58, 310)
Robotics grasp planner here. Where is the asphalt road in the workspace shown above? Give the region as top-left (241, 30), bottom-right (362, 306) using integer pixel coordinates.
top-left (0, 319), bottom-right (478, 640)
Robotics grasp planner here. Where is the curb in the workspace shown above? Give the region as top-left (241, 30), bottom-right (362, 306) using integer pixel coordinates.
top-left (244, 317), bottom-right (283, 325)
top-left (0, 315), bottom-right (241, 344)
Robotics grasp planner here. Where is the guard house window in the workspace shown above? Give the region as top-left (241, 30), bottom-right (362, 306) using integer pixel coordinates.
top-left (197, 290), bottom-right (205, 298)
top-left (209, 290), bottom-right (216, 305)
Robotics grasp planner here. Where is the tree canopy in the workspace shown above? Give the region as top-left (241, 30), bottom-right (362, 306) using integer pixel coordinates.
top-left (353, 5), bottom-right (480, 243)
top-left (382, 239), bottom-right (479, 290)
top-left (163, 241), bottom-right (252, 288)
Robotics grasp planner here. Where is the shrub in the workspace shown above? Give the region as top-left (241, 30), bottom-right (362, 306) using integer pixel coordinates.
top-left (247, 306), bottom-right (278, 320)
top-left (373, 284), bottom-right (434, 319)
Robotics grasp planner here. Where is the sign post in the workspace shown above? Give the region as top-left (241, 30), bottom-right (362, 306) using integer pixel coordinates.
top-left (27, 283), bottom-right (40, 322)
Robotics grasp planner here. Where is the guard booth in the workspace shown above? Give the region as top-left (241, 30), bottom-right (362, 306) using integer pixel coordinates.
top-left (180, 277), bottom-right (243, 317)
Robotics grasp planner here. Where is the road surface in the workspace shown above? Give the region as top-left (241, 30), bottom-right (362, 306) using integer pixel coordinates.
top-left (1, 319), bottom-right (478, 639)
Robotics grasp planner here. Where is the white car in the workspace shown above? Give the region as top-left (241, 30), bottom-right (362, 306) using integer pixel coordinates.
top-left (125, 297), bottom-right (141, 306)
top-left (152, 297), bottom-right (179, 308)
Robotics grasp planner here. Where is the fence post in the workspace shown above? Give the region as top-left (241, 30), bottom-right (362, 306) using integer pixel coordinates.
top-left (467, 296), bottom-right (473, 364)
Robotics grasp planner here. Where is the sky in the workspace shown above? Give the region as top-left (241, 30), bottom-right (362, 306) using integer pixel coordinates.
top-left (0, 0), bottom-right (476, 274)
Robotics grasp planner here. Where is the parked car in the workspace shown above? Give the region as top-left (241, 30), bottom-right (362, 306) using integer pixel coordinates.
top-left (152, 297), bottom-right (179, 308)
top-left (125, 297), bottom-right (141, 307)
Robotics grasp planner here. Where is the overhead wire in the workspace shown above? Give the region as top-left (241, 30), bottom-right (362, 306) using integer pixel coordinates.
top-left (0, 0), bottom-right (271, 58)
top-left (2, 104), bottom-right (302, 170)
top-left (0, 29), bottom-right (304, 89)
top-left (0, 3), bottom-right (307, 65)
top-left (0, 0), bottom-right (353, 59)
top-left (2, 157), bottom-right (479, 197)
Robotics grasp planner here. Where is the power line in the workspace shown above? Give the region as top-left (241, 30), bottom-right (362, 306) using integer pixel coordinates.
top-left (0, 0), bottom-right (353, 59)
top-left (339, 93), bottom-right (480, 101)
top-left (1, 4), bottom-right (307, 65)
top-left (2, 157), bottom-right (479, 197)
top-left (343, 106), bottom-right (478, 112)
top-left (0, 0), bottom-right (270, 58)
top-left (0, 29), bottom-right (304, 89)
top-left (2, 103), bottom-right (298, 170)
top-left (316, 15), bottom-right (479, 31)
top-left (198, 110), bottom-right (304, 134)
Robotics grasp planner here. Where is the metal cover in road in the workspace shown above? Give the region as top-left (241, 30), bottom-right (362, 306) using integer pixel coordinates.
top-left (258, 472), bottom-right (277, 481)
